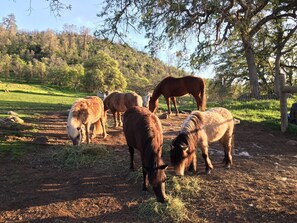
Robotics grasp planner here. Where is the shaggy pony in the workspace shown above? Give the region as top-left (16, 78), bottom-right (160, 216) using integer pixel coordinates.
top-left (170, 107), bottom-right (234, 175)
top-left (67, 96), bottom-right (107, 145)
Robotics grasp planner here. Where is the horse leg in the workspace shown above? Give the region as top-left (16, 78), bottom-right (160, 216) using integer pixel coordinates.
top-left (193, 94), bottom-right (202, 111)
top-left (220, 135), bottom-right (233, 168)
top-left (142, 165), bottom-right (149, 191)
top-left (171, 97), bottom-right (179, 115)
top-left (100, 117), bottom-right (107, 138)
top-left (118, 112), bottom-right (123, 126)
top-left (201, 144), bottom-right (213, 174)
top-left (129, 146), bottom-right (134, 170)
top-left (165, 97), bottom-right (172, 115)
top-left (84, 123), bottom-right (90, 144)
top-left (188, 153), bottom-right (197, 174)
top-left (113, 111), bottom-right (118, 127)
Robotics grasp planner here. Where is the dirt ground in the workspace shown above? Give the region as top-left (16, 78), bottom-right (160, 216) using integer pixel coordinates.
top-left (0, 110), bottom-right (296, 223)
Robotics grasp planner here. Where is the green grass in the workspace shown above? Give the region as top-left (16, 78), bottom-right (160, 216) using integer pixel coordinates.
top-left (157, 94), bottom-right (297, 134)
top-left (0, 82), bottom-right (90, 157)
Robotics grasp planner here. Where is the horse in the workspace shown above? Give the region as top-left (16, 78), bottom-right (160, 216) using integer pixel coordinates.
top-left (123, 106), bottom-right (168, 203)
top-left (67, 96), bottom-right (107, 145)
top-left (103, 91), bottom-right (143, 127)
top-left (149, 75), bottom-right (206, 115)
top-left (142, 92), bottom-right (152, 108)
top-left (170, 107), bottom-right (234, 176)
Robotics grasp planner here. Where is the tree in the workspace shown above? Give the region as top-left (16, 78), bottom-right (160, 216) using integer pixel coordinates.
top-left (97, 0), bottom-right (297, 98)
top-left (84, 51), bottom-right (127, 92)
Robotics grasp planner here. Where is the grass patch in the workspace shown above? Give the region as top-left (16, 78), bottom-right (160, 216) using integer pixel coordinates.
top-left (0, 141), bottom-right (33, 158)
top-left (52, 145), bottom-right (128, 170)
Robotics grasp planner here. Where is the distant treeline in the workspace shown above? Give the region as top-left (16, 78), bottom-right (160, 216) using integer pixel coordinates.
top-left (0, 14), bottom-right (188, 95)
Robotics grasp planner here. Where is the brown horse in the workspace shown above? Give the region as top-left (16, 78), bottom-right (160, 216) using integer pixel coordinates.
top-left (67, 96), bottom-right (107, 145)
top-left (149, 76), bottom-right (206, 115)
top-left (103, 91), bottom-right (143, 127)
top-left (170, 107), bottom-right (234, 175)
top-left (123, 106), bottom-right (168, 202)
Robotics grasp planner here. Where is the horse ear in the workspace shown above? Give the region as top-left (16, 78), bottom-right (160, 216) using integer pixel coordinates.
top-left (158, 164), bottom-right (168, 170)
top-left (181, 144), bottom-right (189, 152)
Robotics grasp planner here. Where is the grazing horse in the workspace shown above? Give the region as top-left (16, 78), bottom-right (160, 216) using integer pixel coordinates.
top-left (170, 107), bottom-right (234, 176)
top-left (67, 96), bottom-right (107, 145)
top-left (123, 106), bottom-right (168, 202)
top-left (103, 91), bottom-right (143, 127)
top-left (149, 76), bottom-right (206, 115)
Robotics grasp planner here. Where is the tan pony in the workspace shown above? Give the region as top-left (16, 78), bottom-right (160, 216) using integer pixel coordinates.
top-left (67, 96), bottom-right (107, 145)
top-left (103, 91), bottom-right (143, 127)
top-left (170, 107), bottom-right (234, 175)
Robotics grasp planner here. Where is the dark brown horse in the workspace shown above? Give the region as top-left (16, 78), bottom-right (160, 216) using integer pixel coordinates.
top-left (123, 106), bottom-right (168, 202)
top-left (104, 91), bottom-right (143, 127)
top-left (170, 107), bottom-right (234, 175)
top-left (149, 76), bottom-right (206, 115)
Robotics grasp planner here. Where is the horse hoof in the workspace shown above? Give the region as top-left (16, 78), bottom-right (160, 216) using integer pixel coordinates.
top-left (206, 170), bottom-right (212, 175)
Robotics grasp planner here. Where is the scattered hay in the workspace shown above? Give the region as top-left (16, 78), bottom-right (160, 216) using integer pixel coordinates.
top-left (52, 145), bottom-right (110, 169)
top-left (138, 175), bottom-right (203, 222)
top-left (138, 196), bottom-right (189, 223)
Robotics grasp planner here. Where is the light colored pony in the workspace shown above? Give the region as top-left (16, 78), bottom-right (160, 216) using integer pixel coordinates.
top-left (170, 107), bottom-right (234, 175)
top-left (67, 96), bottom-right (107, 145)
top-left (103, 91), bottom-right (143, 127)
top-left (142, 92), bottom-right (152, 108)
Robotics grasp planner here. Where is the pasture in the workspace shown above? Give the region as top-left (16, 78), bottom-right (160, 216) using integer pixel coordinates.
top-left (0, 83), bottom-right (297, 222)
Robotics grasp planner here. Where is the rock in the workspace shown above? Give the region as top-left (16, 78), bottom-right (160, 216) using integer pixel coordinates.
top-left (32, 136), bottom-right (49, 145)
top-left (8, 111), bottom-right (19, 116)
top-left (286, 140), bottom-right (297, 146)
top-left (8, 116), bottom-right (24, 124)
top-left (159, 113), bottom-right (169, 119)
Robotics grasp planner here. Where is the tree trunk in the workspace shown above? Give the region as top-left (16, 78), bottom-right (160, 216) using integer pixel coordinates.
top-left (242, 37), bottom-right (260, 98)
top-left (274, 53), bottom-right (282, 98)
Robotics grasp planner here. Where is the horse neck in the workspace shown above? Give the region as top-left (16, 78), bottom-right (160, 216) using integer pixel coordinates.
top-left (151, 86), bottom-right (162, 102)
top-left (144, 140), bottom-right (161, 169)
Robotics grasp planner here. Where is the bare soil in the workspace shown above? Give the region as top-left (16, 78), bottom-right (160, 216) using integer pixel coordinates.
top-left (0, 110), bottom-right (296, 223)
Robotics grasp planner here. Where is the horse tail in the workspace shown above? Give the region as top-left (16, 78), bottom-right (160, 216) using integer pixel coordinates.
top-left (200, 79), bottom-right (206, 111)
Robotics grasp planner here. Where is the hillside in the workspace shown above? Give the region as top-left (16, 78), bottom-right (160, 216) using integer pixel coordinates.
top-left (0, 16), bottom-right (188, 95)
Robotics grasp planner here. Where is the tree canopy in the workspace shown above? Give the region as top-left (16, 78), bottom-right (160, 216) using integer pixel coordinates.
top-left (96, 0), bottom-right (297, 98)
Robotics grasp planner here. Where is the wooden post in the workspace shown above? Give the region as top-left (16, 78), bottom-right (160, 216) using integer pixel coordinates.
top-left (280, 72), bottom-right (287, 132)
top-left (280, 91), bottom-right (288, 133)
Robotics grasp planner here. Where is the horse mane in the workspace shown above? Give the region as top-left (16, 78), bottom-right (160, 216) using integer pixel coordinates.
top-left (179, 111), bottom-right (204, 150)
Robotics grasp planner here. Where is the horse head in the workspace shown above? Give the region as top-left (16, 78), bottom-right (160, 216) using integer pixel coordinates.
top-left (67, 124), bottom-right (83, 145)
top-left (149, 98), bottom-right (158, 113)
top-left (170, 134), bottom-right (194, 176)
top-left (145, 161), bottom-right (168, 202)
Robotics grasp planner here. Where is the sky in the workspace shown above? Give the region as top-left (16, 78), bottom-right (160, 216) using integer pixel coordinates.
top-left (0, 0), bottom-right (214, 78)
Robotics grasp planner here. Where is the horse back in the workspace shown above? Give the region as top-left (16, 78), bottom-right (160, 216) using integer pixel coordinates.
top-left (200, 107), bottom-right (234, 143)
top-left (83, 96), bottom-right (104, 123)
top-left (123, 106), bottom-right (163, 156)
top-left (124, 92), bottom-right (143, 109)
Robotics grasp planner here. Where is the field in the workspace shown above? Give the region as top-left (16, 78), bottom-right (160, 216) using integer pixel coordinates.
top-left (0, 83), bottom-right (297, 223)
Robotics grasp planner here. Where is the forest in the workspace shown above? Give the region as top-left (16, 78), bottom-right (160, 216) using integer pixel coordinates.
top-left (0, 14), bottom-right (188, 96)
